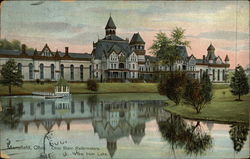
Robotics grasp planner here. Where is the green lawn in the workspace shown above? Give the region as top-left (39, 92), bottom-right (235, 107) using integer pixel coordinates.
top-left (165, 86), bottom-right (250, 123)
top-left (0, 82), bottom-right (158, 95)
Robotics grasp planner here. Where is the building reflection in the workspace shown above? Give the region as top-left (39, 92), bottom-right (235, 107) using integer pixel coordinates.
top-left (0, 96), bottom-right (165, 158)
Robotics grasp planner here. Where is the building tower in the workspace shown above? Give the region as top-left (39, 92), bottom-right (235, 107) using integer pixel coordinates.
top-left (105, 16), bottom-right (116, 37)
top-left (207, 43), bottom-right (215, 62)
top-left (130, 32), bottom-right (145, 54)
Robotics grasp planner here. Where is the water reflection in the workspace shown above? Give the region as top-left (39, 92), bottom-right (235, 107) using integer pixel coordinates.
top-left (0, 95), bottom-right (249, 159)
top-left (229, 123), bottom-right (249, 153)
top-left (157, 115), bottom-right (213, 157)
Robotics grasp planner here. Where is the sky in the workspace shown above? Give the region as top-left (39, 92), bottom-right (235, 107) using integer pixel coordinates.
top-left (1, 0), bottom-right (249, 68)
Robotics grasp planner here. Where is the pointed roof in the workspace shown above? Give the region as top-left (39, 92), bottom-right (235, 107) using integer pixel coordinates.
top-left (130, 32), bottom-right (145, 45)
top-left (225, 54), bottom-right (229, 61)
top-left (105, 16), bottom-right (116, 29)
top-left (207, 43), bottom-right (215, 51)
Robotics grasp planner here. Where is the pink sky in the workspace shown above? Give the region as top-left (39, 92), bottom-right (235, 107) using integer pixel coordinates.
top-left (1, 1), bottom-right (249, 68)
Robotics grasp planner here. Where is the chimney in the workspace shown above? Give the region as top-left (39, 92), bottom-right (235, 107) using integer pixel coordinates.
top-left (21, 44), bottom-right (26, 55)
top-left (203, 55), bottom-right (205, 63)
top-left (64, 47), bottom-right (69, 57)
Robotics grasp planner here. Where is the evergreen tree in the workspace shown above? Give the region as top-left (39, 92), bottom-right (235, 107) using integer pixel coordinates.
top-left (230, 65), bottom-right (249, 101)
top-left (200, 73), bottom-right (213, 103)
top-left (0, 59), bottom-right (23, 95)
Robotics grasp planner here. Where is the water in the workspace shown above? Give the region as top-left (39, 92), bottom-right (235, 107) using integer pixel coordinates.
top-left (0, 94), bottom-right (249, 159)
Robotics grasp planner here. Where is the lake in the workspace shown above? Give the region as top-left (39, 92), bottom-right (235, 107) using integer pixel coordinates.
top-left (0, 93), bottom-right (249, 159)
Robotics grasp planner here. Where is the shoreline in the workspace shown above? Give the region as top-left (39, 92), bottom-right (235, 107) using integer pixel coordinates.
top-left (164, 108), bottom-right (248, 124)
top-left (0, 91), bottom-right (158, 97)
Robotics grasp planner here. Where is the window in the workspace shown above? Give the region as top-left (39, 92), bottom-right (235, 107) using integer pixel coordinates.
top-left (96, 64), bottom-right (98, 69)
top-left (51, 64), bottom-right (55, 79)
top-left (70, 64), bottom-right (74, 80)
top-left (133, 64), bottom-right (135, 69)
top-left (29, 63), bottom-right (33, 79)
top-left (40, 63), bottom-right (44, 79)
top-left (17, 63), bottom-right (22, 74)
top-left (218, 69), bottom-right (220, 81)
top-left (71, 101), bottom-right (75, 114)
top-left (213, 69), bottom-right (215, 81)
top-left (114, 64), bottom-right (116, 69)
top-left (200, 69), bottom-right (203, 79)
top-left (81, 101), bottom-right (84, 113)
top-left (60, 64), bottom-right (64, 78)
top-left (89, 65), bottom-right (92, 79)
top-left (223, 70), bottom-right (225, 81)
top-left (80, 65), bottom-right (84, 81)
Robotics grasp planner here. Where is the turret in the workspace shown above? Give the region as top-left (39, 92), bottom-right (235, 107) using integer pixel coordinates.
top-left (105, 16), bottom-right (116, 37)
top-left (207, 43), bottom-right (215, 61)
top-left (224, 54), bottom-right (229, 64)
top-left (64, 47), bottom-right (70, 57)
top-left (209, 54), bottom-right (213, 64)
top-left (130, 32), bottom-right (145, 53)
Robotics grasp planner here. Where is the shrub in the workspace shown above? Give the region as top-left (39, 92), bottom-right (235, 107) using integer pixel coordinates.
top-left (44, 79), bottom-right (51, 83)
top-left (36, 79), bottom-right (40, 84)
top-left (87, 79), bottom-right (99, 91)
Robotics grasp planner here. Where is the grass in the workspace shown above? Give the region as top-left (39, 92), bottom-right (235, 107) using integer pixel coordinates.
top-left (165, 86), bottom-right (250, 123)
top-left (0, 82), bottom-right (158, 95)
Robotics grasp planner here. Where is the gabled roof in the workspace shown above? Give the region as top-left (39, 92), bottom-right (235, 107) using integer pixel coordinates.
top-left (130, 33), bottom-right (145, 45)
top-left (105, 16), bottom-right (116, 29)
top-left (93, 39), bottom-right (131, 60)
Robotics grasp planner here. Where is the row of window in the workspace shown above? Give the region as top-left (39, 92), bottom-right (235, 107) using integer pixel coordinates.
top-left (200, 69), bottom-right (225, 81)
top-left (18, 63), bottom-right (85, 80)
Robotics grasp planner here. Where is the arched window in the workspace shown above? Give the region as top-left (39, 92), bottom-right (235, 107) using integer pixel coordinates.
top-left (51, 64), bottom-right (55, 79)
top-left (212, 69), bottom-right (215, 81)
top-left (200, 69), bottom-right (203, 79)
top-left (60, 64), bottom-right (64, 78)
top-left (17, 63), bottom-right (22, 74)
top-left (70, 64), bottom-right (74, 80)
top-left (80, 65), bottom-right (84, 81)
top-left (218, 69), bottom-right (220, 81)
top-left (223, 70), bottom-right (225, 81)
top-left (89, 65), bottom-right (92, 79)
top-left (29, 63), bottom-right (33, 79)
top-left (40, 63), bottom-right (44, 79)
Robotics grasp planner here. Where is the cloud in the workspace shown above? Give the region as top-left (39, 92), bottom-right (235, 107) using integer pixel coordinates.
top-left (221, 44), bottom-right (249, 52)
top-left (189, 31), bottom-right (249, 41)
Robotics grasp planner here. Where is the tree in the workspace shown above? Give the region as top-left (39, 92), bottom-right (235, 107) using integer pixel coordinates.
top-left (87, 79), bottom-right (99, 91)
top-left (150, 27), bottom-right (190, 71)
top-left (158, 71), bottom-right (187, 105)
top-left (183, 77), bottom-right (212, 113)
top-left (0, 59), bottom-right (23, 95)
top-left (200, 73), bottom-right (213, 103)
top-left (230, 65), bottom-right (249, 101)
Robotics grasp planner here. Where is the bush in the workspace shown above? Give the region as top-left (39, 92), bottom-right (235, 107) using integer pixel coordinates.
top-left (36, 79), bottom-right (40, 84)
top-left (87, 79), bottom-right (99, 91)
top-left (44, 79), bottom-right (51, 83)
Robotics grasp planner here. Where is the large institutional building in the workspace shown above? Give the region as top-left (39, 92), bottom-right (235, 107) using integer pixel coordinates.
top-left (0, 16), bottom-right (230, 82)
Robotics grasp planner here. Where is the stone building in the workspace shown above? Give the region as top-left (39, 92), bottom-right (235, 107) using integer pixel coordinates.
top-left (0, 44), bottom-right (92, 81)
top-left (0, 16), bottom-right (230, 83)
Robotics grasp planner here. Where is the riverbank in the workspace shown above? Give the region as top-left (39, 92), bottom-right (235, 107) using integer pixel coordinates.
top-left (165, 87), bottom-right (250, 123)
top-left (0, 83), bottom-right (158, 96)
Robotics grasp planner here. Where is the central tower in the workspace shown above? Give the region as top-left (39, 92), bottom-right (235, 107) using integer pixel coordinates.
top-left (105, 16), bottom-right (116, 37)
